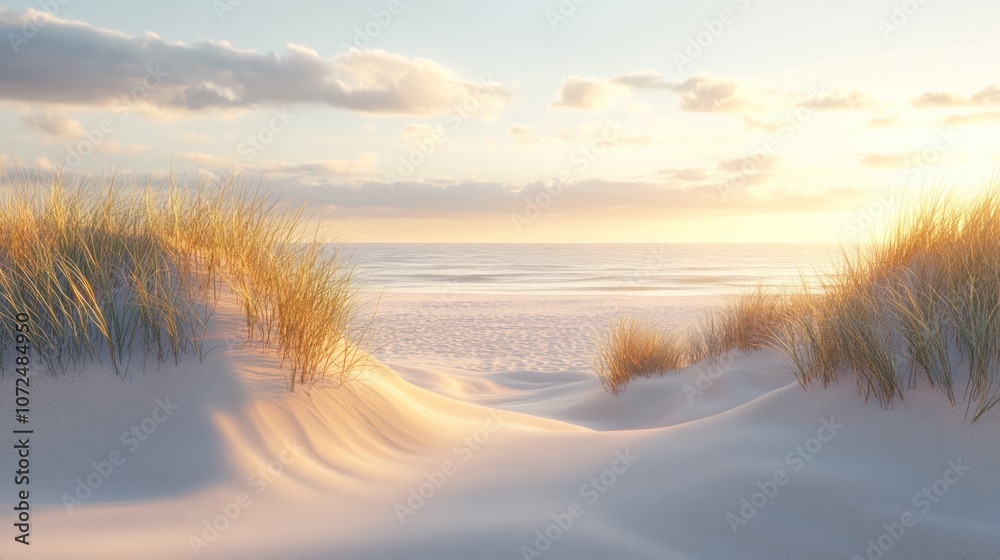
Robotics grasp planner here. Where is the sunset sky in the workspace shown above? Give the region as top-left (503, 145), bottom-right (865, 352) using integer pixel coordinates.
top-left (1, 0), bottom-right (999, 242)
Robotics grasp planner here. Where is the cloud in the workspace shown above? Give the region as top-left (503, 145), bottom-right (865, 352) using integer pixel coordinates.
top-left (868, 115), bottom-right (899, 127)
top-left (913, 93), bottom-right (964, 107)
top-left (2, 157), bottom-right (867, 222)
top-left (859, 152), bottom-right (917, 168)
top-left (610, 71), bottom-right (757, 113)
top-left (21, 112), bottom-right (85, 138)
top-left (553, 70), bottom-right (765, 113)
top-left (557, 122), bottom-right (653, 146)
top-left (912, 85), bottom-right (1000, 108)
top-left (610, 70), bottom-right (672, 90)
top-left (507, 124), bottom-right (545, 144)
top-left (506, 121), bottom-right (652, 146)
top-left (0, 8), bottom-right (511, 116)
top-left (649, 154), bottom-right (779, 187)
top-left (716, 153), bottom-right (779, 173)
top-left (280, 154), bottom-right (378, 177)
top-left (557, 69), bottom-right (882, 115)
top-left (401, 124), bottom-right (445, 141)
top-left (35, 156), bottom-right (53, 171)
top-left (664, 75), bottom-right (874, 113)
top-left (183, 152), bottom-right (231, 167)
top-left (654, 168), bottom-right (712, 181)
top-left (549, 76), bottom-right (628, 111)
top-left (275, 176), bottom-right (865, 219)
top-left (98, 141), bottom-right (147, 155)
top-left (743, 115), bottom-right (781, 133)
top-left (802, 90), bottom-right (879, 111)
top-left (183, 151), bottom-right (378, 178)
top-left (941, 111), bottom-right (1000, 126)
top-left (667, 74), bottom-right (755, 112)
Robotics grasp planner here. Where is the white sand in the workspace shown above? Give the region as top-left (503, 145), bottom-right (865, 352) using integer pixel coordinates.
top-left (2, 294), bottom-right (999, 559)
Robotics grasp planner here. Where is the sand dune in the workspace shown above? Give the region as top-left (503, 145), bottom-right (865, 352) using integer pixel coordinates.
top-left (3, 296), bottom-right (999, 559)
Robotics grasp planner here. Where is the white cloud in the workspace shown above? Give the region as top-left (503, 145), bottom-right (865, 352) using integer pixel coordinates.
top-left (0, 9), bottom-right (511, 117)
top-left (506, 121), bottom-right (653, 146)
top-left (273, 176), bottom-right (865, 219)
top-left (401, 124), bottom-right (445, 141)
top-left (183, 152), bottom-right (230, 167)
top-left (666, 73), bottom-right (755, 112)
top-left (278, 154), bottom-right (379, 177)
top-left (183, 151), bottom-right (378, 178)
top-left (555, 69), bottom-right (884, 115)
top-left (868, 115), bottom-right (899, 127)
top-left (802, 90), bottom-right (879, 111)
top-left (912, 85), bottom-right (1000, 108)
top-left (557, 122), bottom-right (653, 146)
top-left (35, 155), bottom-right (53, 170)
top-left (859, 152), bottom-right (917, 168)
top-left (507, 124), bottom-right (545, 144)
top-left (550, 76), bottom-right (628, 111)
top-left (551, 71), bottom-right (762, 113)
top-left (611, 69), bottom-right (673, 90)
top-left (21, 112), bottom-right (85, 138)
top-left (941, 112), bottom-right (1000, 126)
top-left (95, 141), bottom-right (147, 155)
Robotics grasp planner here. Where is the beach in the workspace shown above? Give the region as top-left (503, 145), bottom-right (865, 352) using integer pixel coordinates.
top-left (4, 259), bottom-right (999, 559)
top-left (4, 1), bottom-right (1000, 557)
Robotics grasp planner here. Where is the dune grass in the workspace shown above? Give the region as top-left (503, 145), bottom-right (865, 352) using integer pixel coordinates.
top-left (688, 283), bottom-right (796, 364)
top-left (0, 171), bottom-right (372, 391)
top-left (595, 314), bottom-right (687, 395)
top-left (594, 287), bottom-right (795, 395)
top-left (595, 182), bottom-right (1000, 420)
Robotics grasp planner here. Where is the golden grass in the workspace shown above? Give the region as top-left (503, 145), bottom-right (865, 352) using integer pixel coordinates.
top-left (596, 181), bottom-right (1000, 420)
top-left (594, 287), bottom-right (796, 394)
top-left (0, 171), bottom-right (372, 391)
top-left (690, 283), bottom-right (795, 364)
top-left (594, 314), bottom-right (686, 395)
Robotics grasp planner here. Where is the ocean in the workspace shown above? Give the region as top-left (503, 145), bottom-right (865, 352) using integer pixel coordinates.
top-left (344, 244), bottom-right (842, 298)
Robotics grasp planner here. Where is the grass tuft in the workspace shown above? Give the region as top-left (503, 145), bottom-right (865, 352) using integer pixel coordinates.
top-left (594, 314), bottom-right (686, 395)
top-left (595, 181), bottom-right (1000, 421)
top-left (0, 171), bottom-right (372, 391)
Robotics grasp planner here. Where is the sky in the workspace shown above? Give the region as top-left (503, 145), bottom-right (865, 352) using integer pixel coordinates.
top-left (1, 0), bottom-right (999, 242)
